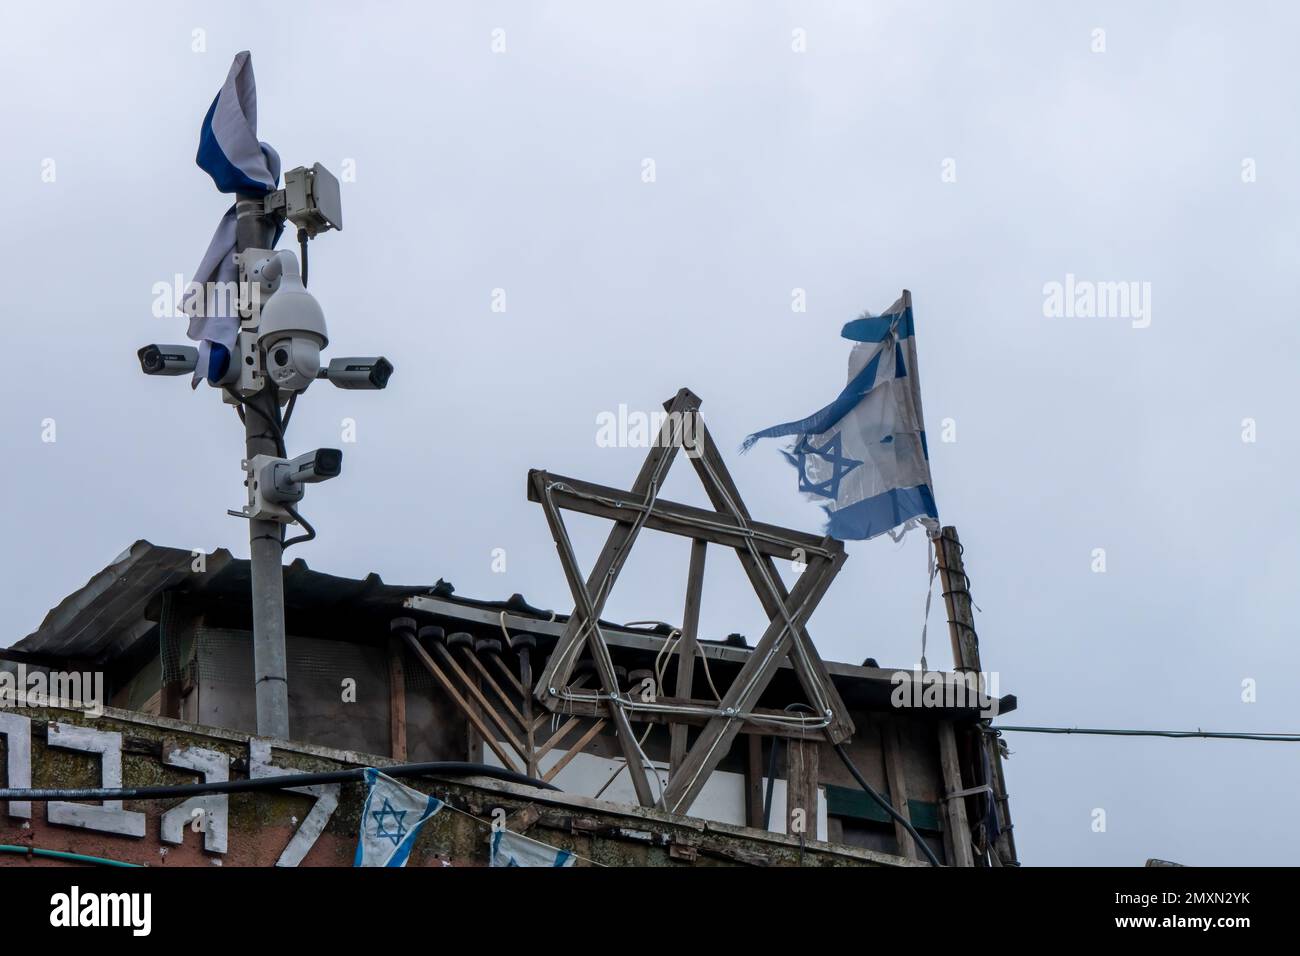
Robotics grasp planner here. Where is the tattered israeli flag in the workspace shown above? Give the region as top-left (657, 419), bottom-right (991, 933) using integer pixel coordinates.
top-left (183, 51), bottom-right (282, 386)
top-left (489, 829), bottom-right (576, 867)
top-left (353, 769), bottom-right (444, 867)
top-left (743, 291), bottom-right (938, 541)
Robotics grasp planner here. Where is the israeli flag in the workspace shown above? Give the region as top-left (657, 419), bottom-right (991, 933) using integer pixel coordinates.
top-left (353, 769), bottom-right (444, 867)
top-left (743, 291), bottom-right (938, 541)
top-left (489, 829), bottom-right (576, 867)
top-left (183, 51), bottom-right (282, 386)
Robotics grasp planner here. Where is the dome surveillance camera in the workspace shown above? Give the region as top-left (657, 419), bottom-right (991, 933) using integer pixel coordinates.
top-left (255, 250), bottom-right (328, 392)
top-left (264, 336), bottom-right (322, 392)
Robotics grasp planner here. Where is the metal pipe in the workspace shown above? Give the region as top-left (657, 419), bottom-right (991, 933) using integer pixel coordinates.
top-left (0, 760), bottom-right (560, 802)
top-left (0, 845), bottom-right (141, 868)
top-left (237, 193), bottom-right (290, 739)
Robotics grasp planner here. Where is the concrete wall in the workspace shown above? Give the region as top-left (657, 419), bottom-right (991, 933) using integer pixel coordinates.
top-left (0, 704), bottom-right (912, 868)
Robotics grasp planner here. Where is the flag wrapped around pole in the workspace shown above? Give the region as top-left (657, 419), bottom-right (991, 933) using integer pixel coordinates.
top-left (183, 51), bottom-right (282, 387)
top-left (743, 290), bottom-right (939, 541)
top-left (353, 769), bottom-right (444, 867)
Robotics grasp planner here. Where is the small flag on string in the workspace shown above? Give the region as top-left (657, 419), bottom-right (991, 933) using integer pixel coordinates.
top-left (353, 769), bottom-right (443, 867)
top-left (743, 290), bottom-right (938, 542)
top-left (489, 828), bottom-right (576, 867)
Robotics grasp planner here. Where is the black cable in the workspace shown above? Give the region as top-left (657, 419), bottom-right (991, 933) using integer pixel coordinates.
top-left (224, 386), bottom-right (286, 457)
top-left (833, 742), bottom-right (942, 867)
top-left (281, 391), bottom-right (298, 430)
top-left (298, 228), bottom-right (309, 287)
top-left (282, 504), bottom-right (315, 551)
top-left (991, 725), bottom-right (1300, 742)
top-left (0, 761), bottom-right (560, 802)
top-left (761, 737), bottom-right (778, 830)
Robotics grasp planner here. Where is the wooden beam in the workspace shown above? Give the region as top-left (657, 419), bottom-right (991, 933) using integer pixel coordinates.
top-left (401, 632), bottom-right (519, 773)
top-left (677, 411), bottom-right (855, 744)
top-left (934, 527), bottom-right (980, 673)
top-left (881, 719), bottom-right (917, 861)
top-left (541, 695), bottom-right (845, 739)
top-left (542, 719), bottom-right (608, 783)
top-left (532, 387), bottom-right (702, 702)
top-left (489, 653), bottom-right (527, 697)
top-left (934, 525), bottom-right (1017, 866)
top-left (669, 539), bottom-right (707, 774)
top-left (660, 546), bottom-right (847, 816)
top-left (528, 471), bottom-right (830, 561)
top-left (938, 720), bottom-right (975, 867)
top-left (461, 649), bottom-right (528, 731)
top-left (785, 734), bottom-right (820, 841)
top-left (745, 735), bottom-right (765, 829)
top-left (525, 389), bottom-right (699, 809)
top-left (536, 715), bottom-right (585, 758)
top-left (435, 643), bottom-right (526, 759)
top-left (387, 637), bottom-right (407, 761)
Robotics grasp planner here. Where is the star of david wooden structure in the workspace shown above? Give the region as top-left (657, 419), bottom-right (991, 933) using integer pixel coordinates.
top-left (527, 388), bottom-right (855, 816)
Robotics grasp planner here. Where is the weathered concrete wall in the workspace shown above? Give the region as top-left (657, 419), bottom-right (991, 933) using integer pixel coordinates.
top-left (0, 704), bottom-right (913, 868)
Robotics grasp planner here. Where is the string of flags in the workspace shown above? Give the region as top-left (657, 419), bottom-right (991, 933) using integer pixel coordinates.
top-left (489, 828), bottom-right (577, 868)
top-left (743, 291), bottom-right (939, 542)
top-left (354, 769), bottom-right (584, 868)
top-left (354, 769), bottom-right (444, 867)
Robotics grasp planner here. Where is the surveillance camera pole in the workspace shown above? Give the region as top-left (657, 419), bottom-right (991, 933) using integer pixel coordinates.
top-left (236, 194), bottom-right (291, 739)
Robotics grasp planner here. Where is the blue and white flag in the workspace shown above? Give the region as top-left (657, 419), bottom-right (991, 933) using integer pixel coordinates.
top-left (183, 51), bottom-right (282, 386)
top-left (489, 829), bottom-right (576, 867)
top-left (743, 291), bottom-right (938, 541)
top-left (353, 769), bottom-right (444, 867)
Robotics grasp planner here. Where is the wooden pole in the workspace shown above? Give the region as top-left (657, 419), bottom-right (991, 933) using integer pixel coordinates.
top-left (932, 525), bottom-right (1018, 866)
top-left (387, 637), bottom-right (407, 761)
top-left (785, 731), bottom-right (819, 844)
top-left (881, 719), bottom-right (918, 861)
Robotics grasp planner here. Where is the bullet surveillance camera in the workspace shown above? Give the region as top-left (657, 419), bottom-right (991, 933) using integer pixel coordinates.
top-left (137, 344), bottom-right (199, 376)
top-left (245, 448), bottom-right (344, 520)
top-left (283, 447), bottom-right (343, 485)
top-left (263, 447), bottom-right (343, 503)
top-left (322, 356), bottom-right (393, 390)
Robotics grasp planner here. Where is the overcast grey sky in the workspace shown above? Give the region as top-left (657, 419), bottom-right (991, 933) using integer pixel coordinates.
top-left (3, 0), bottom-right (1298, 865)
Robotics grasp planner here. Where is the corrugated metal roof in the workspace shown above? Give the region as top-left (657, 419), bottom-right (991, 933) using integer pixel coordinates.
top-left (11, 540), bottom-right (435, 665)
top-left (6, 540), bottom-right (1016, 718)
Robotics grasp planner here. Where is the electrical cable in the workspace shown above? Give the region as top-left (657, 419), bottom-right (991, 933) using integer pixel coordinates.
top-left (224, 386), bottom-right (286, 457)
top-left (833, 742), bottom-right (942, 867)
top-left (761, 736), bottom-right (778, 830)
top-left (297, 228), bottom-right (309, 287)
top-left (990, 725), bottom-right (1300, 742)
top-left (281, 503), bottom-right (316, 551)
top-left (0, 760), bottom-right (560, 803)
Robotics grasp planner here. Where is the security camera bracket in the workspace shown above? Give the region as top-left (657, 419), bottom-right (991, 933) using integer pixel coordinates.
top-left (241, 454), bottom-right (295, 522)
top-left (235, 247), bottom-right (281, 325)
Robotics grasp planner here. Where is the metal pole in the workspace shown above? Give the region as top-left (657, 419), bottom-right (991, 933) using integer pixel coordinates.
top-left (236, 195), bottom-right (290, 739)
